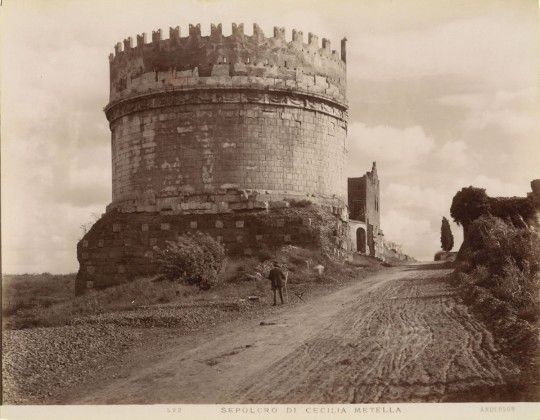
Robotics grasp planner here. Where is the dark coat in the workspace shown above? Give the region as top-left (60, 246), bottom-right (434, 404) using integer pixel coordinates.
top-left (268, 267), bottom-right (286, 289)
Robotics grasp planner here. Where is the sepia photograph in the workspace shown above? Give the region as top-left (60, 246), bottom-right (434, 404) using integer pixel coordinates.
top-left (1, 0), bottom-right (539, 419)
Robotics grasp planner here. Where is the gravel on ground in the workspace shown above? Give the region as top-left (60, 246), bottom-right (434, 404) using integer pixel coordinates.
top-left (2, 266), bottom-right (377, 404)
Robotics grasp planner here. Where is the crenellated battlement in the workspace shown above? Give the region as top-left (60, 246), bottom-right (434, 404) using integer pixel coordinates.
top-left (109, 23), bottom-right (346, 61)
top-left (77, 22), bottom-right (350, 295)
top-left (108, 23), bottom-right (347, 104)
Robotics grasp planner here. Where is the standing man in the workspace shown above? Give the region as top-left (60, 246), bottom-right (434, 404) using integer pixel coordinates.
top-left (268, 261), bottom-right (286, 306)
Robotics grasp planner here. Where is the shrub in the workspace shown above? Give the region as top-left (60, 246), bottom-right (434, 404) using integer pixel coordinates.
top-left (466, 216), bottom-right (540, 275)
top-left (456, 215), bottom-right (540, 317)
top-left (489, 196), bottom-right (535, 226)
top-left (152, 232), bottom-right (226, 290)
top-left (450, 186), bottom-right (490, 227)
top-left (219, 258), bottom-right (260, 284)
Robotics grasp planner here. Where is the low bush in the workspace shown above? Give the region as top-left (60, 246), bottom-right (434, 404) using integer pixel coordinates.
top-left (152, 232), bottom-right (226, 290)
top-left (458, 216), bottom-right (540, 315)
top-left (457, 216), bottom-right (540, 310)
top-left (220, 258), bottom-right (260, 284)
top-left (453, 214), bottom-right (540, 396)
top-left (285, 198), bottom-right (313, 207)
top-left (434, 251), bottom-right (457, 261)
top-left (253, 244), bottom-right (275, 262)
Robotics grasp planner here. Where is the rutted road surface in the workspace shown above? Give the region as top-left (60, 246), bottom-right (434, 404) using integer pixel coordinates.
top-left (63, 262), bottom-right (520, 404)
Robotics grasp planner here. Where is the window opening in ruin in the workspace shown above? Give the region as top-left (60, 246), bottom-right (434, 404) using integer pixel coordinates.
top-left (223, 57), bottom-right (227, 63)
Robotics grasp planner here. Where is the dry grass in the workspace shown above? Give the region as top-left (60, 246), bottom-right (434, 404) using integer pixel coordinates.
top-left (3, 246), bottom-right (383, 330)
top-left (2, 274), bottom-right (75, 316)
top-left (3, 276), bottom-right (192, 329)
top-left (454, 215), bottom-right (540, 396)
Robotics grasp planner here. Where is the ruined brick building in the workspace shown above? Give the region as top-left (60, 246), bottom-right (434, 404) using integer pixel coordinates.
top-left (76, 23), bottom-right (351, 294)
top-left (347, 163), bottom-right (414, 261)
top-left (347, 162), bottom-right (382, 257)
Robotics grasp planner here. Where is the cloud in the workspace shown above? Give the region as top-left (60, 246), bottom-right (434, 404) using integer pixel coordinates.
top-left (347, 123), bottom-right (434, 177)
top-left (437, 94), bottom-right (485, 109)
top-left (2, 201), bottom-right (105, 274)
top-left (382, 210), bottom-right (437, 261)
top-left (437, 89), bottom-right (538, 136)
top-left (435, 141), bottom-right (469, 167)
top-left (345, 123), bottom-right (469, 260)
top-left (383, 184), bottom-right (447, 213)
top-left (382, 208), bottom-right (463, 261)
top-left (1, 0), bottom-right (537, 272)
top-left (463, 109), bottom-right (536, 135)
top-left (469, 175), bottom-right (531, 198)
top-left (379, 183), bottom-right (464, 260)
top-left (350, 15), bottom-right (538, 90)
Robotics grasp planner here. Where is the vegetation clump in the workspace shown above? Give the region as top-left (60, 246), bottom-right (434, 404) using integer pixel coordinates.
top-left (440, 216), bottom-right (454, 252)
top-left (457, 215), bottom-right (540, 320)
top-left (450, 185), bottom-right (540, 398)
top-left (152, 232), bottom-right (226, 290)
top-left (450, 186), bottom-right (490, 230)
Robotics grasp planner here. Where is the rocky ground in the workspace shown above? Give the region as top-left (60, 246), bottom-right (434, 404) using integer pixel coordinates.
top-left (2, 324), bottom-right (144, 403)
top-left (3, 264), bottom-right (377, 404)
top-left (5, 261), bottom-right (534, 405)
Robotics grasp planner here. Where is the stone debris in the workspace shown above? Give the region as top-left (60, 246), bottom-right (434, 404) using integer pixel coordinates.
top-left (3, 264), bottom-right (381, 404)
top-left (314, 264), bottom-right (325, 274)
top-left (2, 299), bottom-right (268, 404)
top-left (2, 324), bottom-right (142, 404)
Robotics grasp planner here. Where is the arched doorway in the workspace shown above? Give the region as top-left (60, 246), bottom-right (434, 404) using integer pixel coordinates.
top-left (356, 228), bottom-right (366, 253)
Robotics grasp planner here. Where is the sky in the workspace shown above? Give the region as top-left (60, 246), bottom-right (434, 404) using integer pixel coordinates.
top-left (1, 0), bottom-right (539, 273)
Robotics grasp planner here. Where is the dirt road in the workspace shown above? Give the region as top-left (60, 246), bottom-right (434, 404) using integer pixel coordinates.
top-left (63, 263), bottom-right (520, 404)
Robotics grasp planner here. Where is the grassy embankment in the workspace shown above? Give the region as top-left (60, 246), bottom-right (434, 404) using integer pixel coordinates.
top-left (2, 247), bottom-right (383, 330)
top-left (453, 215), bottom-right (540, 400)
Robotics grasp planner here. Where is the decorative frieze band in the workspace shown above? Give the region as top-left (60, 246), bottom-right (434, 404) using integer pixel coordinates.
top-left (104, 87), bottom-right (348, 123)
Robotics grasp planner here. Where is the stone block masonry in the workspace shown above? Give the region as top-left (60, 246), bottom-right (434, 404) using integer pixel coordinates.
top-left (109, 101), bottom-right (347, 212)
top-left (76, 23), bottom-right (349, 293)
top-left (76, 207), bottom-right (350, 295)
top-left (105, 23), bottom-right (348, 212)
top-left (348, 163), bottom-right (381, 257)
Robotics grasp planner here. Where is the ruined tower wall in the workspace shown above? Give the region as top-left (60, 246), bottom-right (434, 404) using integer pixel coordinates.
top-left (76, 23), bottom-right (349, 294)
top-left (347, 163), bottom-right (380, 228)
top-left (347, 163), bottom-right (381, 256)
top-left (105, 24), bottom-right (348, 213)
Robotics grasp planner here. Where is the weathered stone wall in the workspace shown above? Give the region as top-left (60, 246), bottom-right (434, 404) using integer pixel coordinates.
top-left (76, 23), bottom-right (349, 293)
top-left (109, 24), bottom-right (346, 103)
top-left (105, 23), bottom-right (348, 212)
top-left (381, 240), bottom-right (415, 262)
top-left (108, 98), bottom-right (347, 213)
top-left (347, 163), bottom-right (380, 256)
top-left (347, 178), bottom-right (367, 222)
top-left (76, 207), bottom-right (350, 294)
top-left (348, 220), bottom-right (367, 253)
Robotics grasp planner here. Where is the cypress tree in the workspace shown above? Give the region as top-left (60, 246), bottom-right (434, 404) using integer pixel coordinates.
top-left (441, 216), bottom-right (454, 252)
